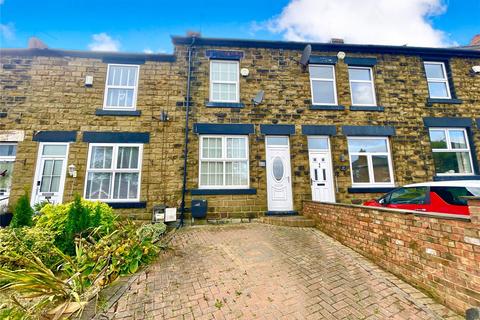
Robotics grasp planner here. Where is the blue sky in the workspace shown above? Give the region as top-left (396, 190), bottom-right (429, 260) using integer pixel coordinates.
top-left (0, 0), bottom-right (478, 53)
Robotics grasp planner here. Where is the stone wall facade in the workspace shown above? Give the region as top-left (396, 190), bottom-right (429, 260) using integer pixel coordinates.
top-left (1, 37), bottom-right (480, 219)
top-left (302, 200), bottom-right (480, 314)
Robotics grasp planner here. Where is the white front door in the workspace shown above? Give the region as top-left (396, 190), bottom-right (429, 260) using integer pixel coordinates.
top-left (266, 136), bottom-right (293, 212)
top-left (31, 143), bottom-right (69, 205)
top-left (308, 136), bottom-right (335, 203)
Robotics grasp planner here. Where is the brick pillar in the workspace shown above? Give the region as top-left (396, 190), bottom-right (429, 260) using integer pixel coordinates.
top-left (468, 198), bottom-right (480, 225)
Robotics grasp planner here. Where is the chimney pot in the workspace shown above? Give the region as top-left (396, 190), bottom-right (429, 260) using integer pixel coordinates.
top-left (28, 37), bottom-right (48, 49)
top-left (186, 31), bottom-right (201, 38)
top-left (330, 38), bottom-right (344, 44)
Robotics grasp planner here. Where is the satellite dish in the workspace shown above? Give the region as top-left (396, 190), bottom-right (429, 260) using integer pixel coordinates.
top-left (299, 44), bottom-right (312, 69)
top-left (252, 90), bottom-right (264, 106)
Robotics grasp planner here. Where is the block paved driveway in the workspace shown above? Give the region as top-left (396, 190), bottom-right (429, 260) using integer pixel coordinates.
top-left (106, 224), bottom-right (461, 320)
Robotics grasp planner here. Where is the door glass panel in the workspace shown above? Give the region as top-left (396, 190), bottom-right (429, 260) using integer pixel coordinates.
top-left (267, 137), bottom-right (288, 146)
top-left (372, 155), bottom-right (391, 183)
top-left (308, 137), bottom-right (328, 150)
top-left (351, 155), bottom-right (369, 183)
top-left (272, 157), bottom-right (284, 181)
top-left (42, 145), bottom-right (67, 156)
top-left (389, 187), bottom-right (427, 204)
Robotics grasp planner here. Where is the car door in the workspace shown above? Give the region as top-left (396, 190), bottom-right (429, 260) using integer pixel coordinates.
top-left (384, 186), bottom-right (430, 212)
top-left (429, 186), bottom-right (471, 215)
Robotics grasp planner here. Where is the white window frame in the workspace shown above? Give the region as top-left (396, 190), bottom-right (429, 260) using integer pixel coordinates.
top-left (209, 60), bottom-right (240, 103)
top-left (103, 64), bottom-right (140, 111)
top-left (347, 136), bottom-right (395, 187)
top-left (0, 143), bottom-right (17, 201)
top-left (348, 66), bottom-right (377, 106)
top-left (429, 128), bottom-right (474, 176)
top-left (199, 135), bottom-right (249, 189)
top-left (84, 143), bottom-right (143, 202)
top-left (424, 61), bottom-right (451, 99)
top-left (309, 64), bottom-right (338, 105)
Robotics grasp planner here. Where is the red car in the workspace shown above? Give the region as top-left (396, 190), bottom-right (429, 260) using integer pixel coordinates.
top-left (363, 181), bottom-right (480, 215)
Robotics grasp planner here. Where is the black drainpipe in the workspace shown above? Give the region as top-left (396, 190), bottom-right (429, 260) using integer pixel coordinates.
top-left (179, 37), bottom-right (196, 227)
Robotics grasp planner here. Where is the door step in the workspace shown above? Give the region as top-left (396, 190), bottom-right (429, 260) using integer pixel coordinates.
top-left (260, 215), bottom-right (316, 228)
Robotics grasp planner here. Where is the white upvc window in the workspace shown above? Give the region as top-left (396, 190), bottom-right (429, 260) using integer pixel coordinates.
top-left (424, 61), bottom-right (451, 99)
top-left (103, 64), bottom-right (140, 110)
top-left (84, 144), bottom-right (143, 202)
top-left (199, 136), bottom-right (249, 189)
top-left (429, 128), bottom-right (473, 176)
top-left (0, 144), bottom-right (17, 210)
top-left (209, 60), bottom-right (239, 103)
top-left (347, 137), bottom-right (394, 187)
top-left (348, 66), bottom-right (377, 106)
top-left (309, 65), bottom-right (337, 105)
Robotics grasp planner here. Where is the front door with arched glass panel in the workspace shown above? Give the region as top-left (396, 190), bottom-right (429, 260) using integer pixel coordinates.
top-left (266, 136), bottom-right (293, 212)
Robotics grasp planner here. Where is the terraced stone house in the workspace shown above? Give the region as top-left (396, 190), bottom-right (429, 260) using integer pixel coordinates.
top-left (1, 34), bottom-right (480, 220)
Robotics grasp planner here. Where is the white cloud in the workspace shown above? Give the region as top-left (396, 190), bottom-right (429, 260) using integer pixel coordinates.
top-left (0, 0), bottom-right (4, 5)
top-left (0, 23), bottom-right (14, 40)
top-left (266, 0), bottom-right (453, 47)
top-left (88, 33), bottom-right (120, 52)
top-left (143, 48), bottom-right (154, 54)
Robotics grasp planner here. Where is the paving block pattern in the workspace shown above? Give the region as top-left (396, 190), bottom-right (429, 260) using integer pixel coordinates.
top-left (260, 215), bottom-right (316, 227)
top-left (105, 224), bottom-right (461, 320)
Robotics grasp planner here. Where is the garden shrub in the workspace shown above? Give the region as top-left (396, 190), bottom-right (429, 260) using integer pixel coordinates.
top-left (10, 191), bottom-right (33, 228)
top-left (34, 195), bottom-right (117, 255)
top-left (0, 227), bottom-right (58, 269)
top-left (137, 223), bottom-right (167, 242)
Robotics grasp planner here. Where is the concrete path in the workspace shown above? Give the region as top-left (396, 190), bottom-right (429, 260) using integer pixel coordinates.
top-left (106, 224), bottom-right (461, 319)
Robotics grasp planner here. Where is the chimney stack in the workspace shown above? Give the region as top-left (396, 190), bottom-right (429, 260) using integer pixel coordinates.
top-left (470, 34), bottom-right (480, 46)
top-left (28, 37), bottom-right (48, 49)
top-left (330, 38), bottom-right (344, 44)
top-left (186, 31), bottom-right (201, 38)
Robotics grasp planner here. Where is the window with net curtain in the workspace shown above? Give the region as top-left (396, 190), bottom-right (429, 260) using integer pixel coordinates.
top-left (210, 60), bottom-right (239, 103)
top-left (103, 64), bottom-right (139, 110)
top-left (428, 128), bottom-right (473, 175)
top-left (199, 136), bottom-right (249, 188)
top-left (85, 144), bottom-right (142, 201)
top-left (347, 137), bottom-right (394, 186)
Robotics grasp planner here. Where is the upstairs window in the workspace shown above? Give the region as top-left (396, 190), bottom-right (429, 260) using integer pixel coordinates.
top-left (210, 60), bottom-right (239, 103)
top-left (347, 137), bottom-right (394, 186)
top-left (429, 128), bottom-right (473, 175)
top-left (103, 64), bottom-right (139, 110)
top-left (309, 65), bottom-right (337, 105)
top-left (424, 62), bottom-right (451, 99)
top-left (199, 136), bottom-right (249, 189)
top-left (348, 67), bottom-right (376, 106)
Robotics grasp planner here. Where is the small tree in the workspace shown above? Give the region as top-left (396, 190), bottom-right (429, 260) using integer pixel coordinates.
top-left (62, 194), bottom-right (90, 254)
top-left (10, 190), bottom-right (34, 228)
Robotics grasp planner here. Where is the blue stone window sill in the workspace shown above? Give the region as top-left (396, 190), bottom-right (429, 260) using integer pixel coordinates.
top-left (190, 188), bottom-right (256, 195)
top-left (205, 102), bottom-right (245, 108)
top-left (349, 106), bottom-right (384, 112)
top-left (309, 105), bottom-right (345, 111)
top-left (106, 201), bottom-right (147, 209)
top-left (433, 175), bottom-right (480, 181)
top-left (348, 187), bottom-right (396, 193)
top-left (427, 98), bottom-right (463, 105)
top-left (95, 109), bottom-right (141, 116)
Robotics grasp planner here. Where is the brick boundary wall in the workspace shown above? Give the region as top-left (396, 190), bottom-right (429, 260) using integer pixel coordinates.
top-left (302, 199), bottom-right (480, 314)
